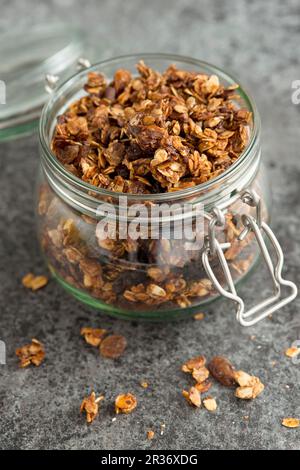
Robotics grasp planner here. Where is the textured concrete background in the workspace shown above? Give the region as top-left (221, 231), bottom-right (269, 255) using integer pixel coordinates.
top-left (0, 0), bottom-right (299, 450)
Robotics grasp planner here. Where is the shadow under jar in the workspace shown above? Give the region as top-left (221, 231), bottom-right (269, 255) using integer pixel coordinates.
top-left (37, 54), bottom-right (296, 323)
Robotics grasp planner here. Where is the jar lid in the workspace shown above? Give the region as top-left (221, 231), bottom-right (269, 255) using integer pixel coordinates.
top-left (0, 23), bottom-right (87, 141)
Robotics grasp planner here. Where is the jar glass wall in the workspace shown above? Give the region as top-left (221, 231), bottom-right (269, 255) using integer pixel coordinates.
top-left (37, 54), bottom-right (269, 320)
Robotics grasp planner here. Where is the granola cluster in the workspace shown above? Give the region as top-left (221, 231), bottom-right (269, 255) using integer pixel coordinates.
top-left (51, 61), bottom-right (251, 194)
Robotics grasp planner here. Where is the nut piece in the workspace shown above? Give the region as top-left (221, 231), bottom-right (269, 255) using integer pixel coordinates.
top-left (192, 366), bottom-right (210, 384)
top-left (235, 376), bottom-right (265, 400)
top-left (182, 386), bottom-right (201, 408)
top-left (147, 430), bottom-right (155, 440)
top-left (182, 355), bottom-right (206, 373)
top-left (80, 391), bottom-right (104, 423)
top-left (285, 347), bottom-right (300, 358)
top-left (100, 334), bottom-right (127, 359)
top-left (208, 356), bottom-right (236, 387)
top-left (115, 393), bottom-right (137, 414)
top-left (80, 327), bottom-right (107, 347)
top-left (15, 339), bottom-right (45, 367)
top-left (233, 370), bottom-right (254, 387)
top-left (203, 396), bottom-right (217, 411)
top-left (22, 273), bottom-right (48, 291)
top-left (282, 418), bottom-right (300, 429)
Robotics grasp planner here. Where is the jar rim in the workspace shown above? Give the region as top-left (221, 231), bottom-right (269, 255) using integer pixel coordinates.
top-left (39, 52), bottom-right (260, 203)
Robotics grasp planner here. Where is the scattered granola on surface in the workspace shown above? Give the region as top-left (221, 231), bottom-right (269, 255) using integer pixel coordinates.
top-left (233, 370), bottom-right (264, 399)
top-left (203, 396), bottom-right (217, 411)
top-left (281, 418), bottom-right (300, 429)
top-left (80, 327), bottom-right (107, 347)
top-left (285, 346), bottom-right (300, 358)
top-left (51, 61), bottom-right (251, 194)
top-left (22, 273), bottom-right (48, 291)
top-left (193, 312), bottom-right (205, 321)
top-left (100, 334), bottom-right (127, 358)
top-left (182, 386), bottom-right (201, 408)
top-left (80, 391), bottom-right (104, 423)
top-left (15, 339), bottom-right (45, 368)
top-left (147, 430), bottom-right (155, 440)
top-left (115, 393), bottom-right (137, 414)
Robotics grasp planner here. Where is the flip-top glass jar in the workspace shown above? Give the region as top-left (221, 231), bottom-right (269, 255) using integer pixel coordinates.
top-left (37, 54), bottom-right (297, 322)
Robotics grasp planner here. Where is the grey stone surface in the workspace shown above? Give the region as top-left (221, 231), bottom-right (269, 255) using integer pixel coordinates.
top-left (0, 0), bottom-right (299, 450)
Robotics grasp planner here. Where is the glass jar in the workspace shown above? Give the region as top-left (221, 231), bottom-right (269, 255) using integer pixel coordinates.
top-left (37, 54), bottom-right (297, 323)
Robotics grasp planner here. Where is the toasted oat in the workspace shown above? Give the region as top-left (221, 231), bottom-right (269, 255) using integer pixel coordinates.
top-left (285, 347), bottom-right (300, 358)
top-left (80, 391), bottom-right (104, 423)
top-left (182, 386), bottom-right (201, 408)
top-left (115, 393), bottom-right (137, 414)
top-left (282, 418), bottom-right (300, 428)
top-left (80, 327), bottom-right (107, 347)
top-left (182, 355), bottom-right (206, 373)
top-left (100, 334), bottom-right (127, 359)
top-left (147, 430), bottom-right (155, 440)
top-left (203, 396), bottom-right (217, 411)
top-left (194, 380), bottom-right (212, 393)
top-left (22, 273), bottom-right (48, 291)
top-left (193, 312), bottom-right (205, 321)
top-left (192, 366), bottom-right (210, 384)
top-left (235, 376), bottom-right (264, 400)
top-left (15, 339), bottom-right (45, 368)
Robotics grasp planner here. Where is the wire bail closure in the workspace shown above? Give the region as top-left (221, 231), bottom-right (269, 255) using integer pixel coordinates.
top-left (202, 189), bottom-right (298, 326)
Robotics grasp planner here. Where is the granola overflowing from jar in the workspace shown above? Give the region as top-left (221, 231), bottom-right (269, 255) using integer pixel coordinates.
top-left (37, 61), bottom-right (261, 316)
top-left (51, 61), bottom-right (251, 193)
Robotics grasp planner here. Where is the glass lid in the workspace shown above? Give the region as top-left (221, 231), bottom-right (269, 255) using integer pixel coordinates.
top-left (0, 23), bottom-right (86, 141)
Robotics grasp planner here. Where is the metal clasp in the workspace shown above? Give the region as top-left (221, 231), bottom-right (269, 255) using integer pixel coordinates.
top-left (202, 189), bottom-right (298, 326)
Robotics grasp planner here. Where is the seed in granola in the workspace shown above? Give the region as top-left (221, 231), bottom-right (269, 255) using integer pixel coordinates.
top-left (115, 393), bottom-right (137, 414)
top-left (15, 339), bottom-right (45, 368)
top-left (203, 396), bottom-right (217, 411)
top-left (80, 391), bottom-right (104, 423)
top-left (22, 273), bottom-right (48, 291)
top-left (193, 312), bottom-right (205, 321)
top-left (147, 429), bottom-right (155, 440)
top-left (208, 356), bottom-right (236, 387)
top-left (100, 334), bottom-right (127, 359)
top-left (182, 355), bottom-right (206, 373)
top-left (80, 327), bottom-right (107, 347)
top-left (182, 386), bottom-right (201, 408)
top-left (285, 347), bottom-right (300, 358)
top-left (192, 366), bottom-right (210, 384)
top-left (282, 418), bottom-right (300, 429)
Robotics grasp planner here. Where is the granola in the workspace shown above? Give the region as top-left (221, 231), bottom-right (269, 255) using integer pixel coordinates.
top-left (15, 339), bottom-right (45, 367)
top-left (81, 327), bottom-right (107, 347)
top-left (37, 61), bottom-right (261, 316)
top-left (115, 393), bottom-right (137, 414)
top-left (80, 391), bottom-right (104, 423)
top-left (52, 62), bottom-right (251, 194)
top-left (203, 396), bottom-right (217, 411)
top-left (100, 334), bottom-right (127, 358)
top-left (182, 386), bottom-right (201, 408)
top-left (281, 418), bottom-right (300, 429)
top-left (22, 273), bottom-right (48, 291)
